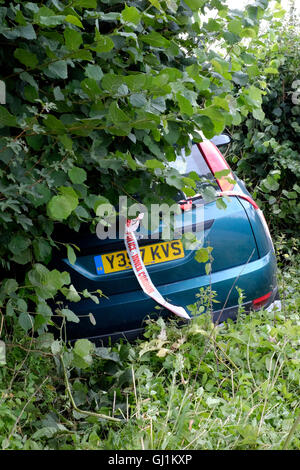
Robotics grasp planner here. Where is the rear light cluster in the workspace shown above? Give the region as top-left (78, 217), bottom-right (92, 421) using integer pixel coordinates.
top-left (197, 140), bottom-right (260, 210)
top-left (180, 140), bottom-right (274, 252)
top-left (252, 291), bottom-right (272, 310)
top-left (198, 140), bottom-right (235, 191)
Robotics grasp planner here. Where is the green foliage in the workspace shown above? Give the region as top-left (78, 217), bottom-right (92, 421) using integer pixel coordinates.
top-left (1, 0), bottom-right (299, 451)
top-left (227, 8), bottom-right (300, 233)
top-left (0, 0), bottom-right (274, 357)
top-left (0, 255), bottom-right (299, 450)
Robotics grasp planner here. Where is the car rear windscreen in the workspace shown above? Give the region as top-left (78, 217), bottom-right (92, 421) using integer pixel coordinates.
top-left (170, 144), bottom-right (216, 196)
top-left (171, 144), bottom-right (213, 178)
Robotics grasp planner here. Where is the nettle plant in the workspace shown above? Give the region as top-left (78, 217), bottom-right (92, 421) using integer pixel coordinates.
top-left (0, 0), bottom-right (272, 354)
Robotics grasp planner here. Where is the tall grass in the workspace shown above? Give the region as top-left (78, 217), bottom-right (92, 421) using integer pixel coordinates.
top-left (1, 252), bottom-right (299, 450)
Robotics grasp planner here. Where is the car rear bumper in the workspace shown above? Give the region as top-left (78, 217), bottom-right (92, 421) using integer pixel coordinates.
top-left (212, 285), bottom-right (279, 323)
top-left (65, 249), bottom-right (278, 342)
top-left (72, 287), bottom-right (280, 345)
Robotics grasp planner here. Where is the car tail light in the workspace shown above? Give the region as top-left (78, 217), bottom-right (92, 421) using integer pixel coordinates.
top-left (252, 291), bottom-right (272, 310)
top-left (198, 141), bottom-right (235, 191)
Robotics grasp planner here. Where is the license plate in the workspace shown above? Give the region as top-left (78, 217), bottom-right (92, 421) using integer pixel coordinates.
top-left (94, 240), bottom-right (184, 275)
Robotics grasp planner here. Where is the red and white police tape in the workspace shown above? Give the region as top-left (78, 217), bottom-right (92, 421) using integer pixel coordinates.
top-left (125, 213), bottom-right (190, 320)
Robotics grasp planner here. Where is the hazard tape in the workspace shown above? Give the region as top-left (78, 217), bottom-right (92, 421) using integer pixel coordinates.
top-left (125, 213), bottom-right (190, 320)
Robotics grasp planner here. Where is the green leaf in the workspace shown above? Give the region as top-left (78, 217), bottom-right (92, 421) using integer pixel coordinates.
top-left (63, 284), bottom-right (81, 302)
top-left (14, 48), bottom-right (38, 68)
top-left (145, 159), bottom-right (165, 170)
top-left (74, 0), bottom-right (97, 7)
top-left (51, 340), bottom-right (62, 355)
top-left (176, 93), bottom-right (194, 116)
top-left (64, 28), bottom-right (83, 50)
top-left (140, 32), bottom-right (170, 48)
top-left (149, 0), bottom-right (162, 10)
top-left (48, 269), bottom-right (70, 292)
top-left (94, 347), bottom-right (121, 363)
top-left (228, 19), bottom-right (243, 35)
top-left (18, 312), bottom-right (33, 332)
top-left (133, 111), bottom-right (160, 130)
top-left (198, 106), bottom-right (226, 135)
top-left (240, 52), bottom-right (256, 65)
top-left (195, 248), bottom-right (209, 263)
top-left (35, 333), bottom-right (54, 350)
top-left (47, 60), bottom-right (68, 79)
top-left (11, 249), bottom-right (32, 265)
top-left (68, 166), bottom-right (87, 184)
top-left (93, 196), bottom-right (112, 214)
top-left (28, 263), bottom-right (49, 287)
top-left (85, 64), bottom-right (103, 80)
top-left (211, 58), bottom-right (230, 78)
top-left (61, 308), bottom-right (79, 323)
top-left (264, 67), bottom-right (279, 74)
top-left (75, 206), bottom-right (90, 219)
top-left (241, 28), bottom-right (257, 38)
top-left (82, 289), bottom-right (99, 304)
top-left (81, 78), bottom-right (101, 99)
top-left (14, 24), bottom-right (36, 39)
top-left (71, 49), bottom-right (93, 61)
top-left (232, 71), bottom-right (249, 86)
top-left (214, 169), bottom-right (231, 178)
top-left (3, 279), bottom-right (18, 294)
top-left (73, 338), bottom-right (94, 368)
top-left (205, 18), bottom-right (222, 32)
top-left (8, 234), bottom-right (31, 254)
top-left (0, 106), bottom-right (17, 128)
top-left (39, 15), bottom-right (65, 26)
top-left (166, 173), bottom-right (183, 190)
top-left (35, 8), bottom-right (65, 27)
top-left (129, 93), bottom-right (147, 108)
top-left (67, 245), bottom-right (76, 265)
top-left (74, 338), bottom-right (94, 357)
top-left (33, 239), bottom-right (52, 262)
top-left (184, 0), bottom-right (205, 10)
top-left (47, 193), bottom-right (78, 221)
top-left (108, 101), bottom-right (130, 124)
top-left (89, 312), bottom-right (96, 326)
top-left (263, 176), bottom-right (280, 192)
top-left (121, 5), bottom-right (141, 25)
top-left (205, 262), bottom-right (211, 275)
top-left (58, 134), bottom-right (73, 150)
top-left (252, 107), bottom-right (265, 121)
top-left (44, 115), bottom-right (65, 133)
top-left (64, 284), bottom-right (81, 302)
top-left (36, 302), bottom-right (52, 318)
top-left (93, 29), bottom-right (114, 53)
top-left (216, 198), bottom-right (227, 210)
top-left (65, 15), bottom-right (84, 28)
